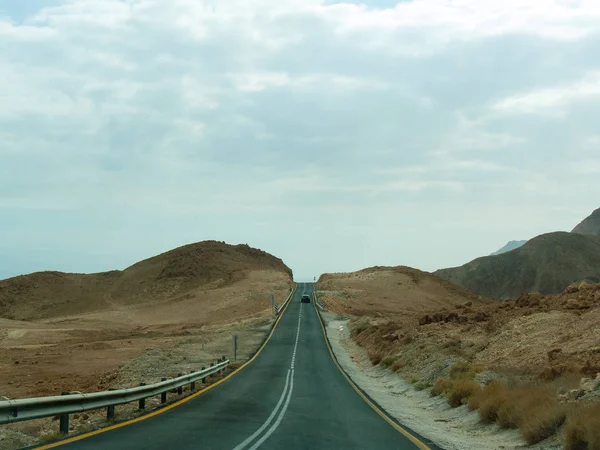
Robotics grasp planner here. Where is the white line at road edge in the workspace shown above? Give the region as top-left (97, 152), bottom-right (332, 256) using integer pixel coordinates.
top-left (232, 304), bottom-right (302, 450)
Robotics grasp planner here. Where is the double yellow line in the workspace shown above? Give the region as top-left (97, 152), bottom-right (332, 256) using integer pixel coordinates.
top-left (37, 285), bottom-right (298, 449)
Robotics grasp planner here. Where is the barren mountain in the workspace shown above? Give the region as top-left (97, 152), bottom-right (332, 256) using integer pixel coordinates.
top-left (0, 241), bottom-right (292, 321)
top-left (572, 207), bottom-right (600, 236)
top-left (434, 232), bottom-right (600, 299)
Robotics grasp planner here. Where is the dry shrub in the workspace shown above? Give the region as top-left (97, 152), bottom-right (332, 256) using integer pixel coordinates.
top-left (520, 400), bottom-right (566, 445)
top-left (381, 356), bottom-right (396, 368)
top-left (369, 351), bottom-right (383, 366)
top-left (431, 378), bottom-right (452, 397)
top-left (447, 380), bottom-right (481, 408)
top-left (472, 382), bottom-right (566, 445)
top-left (477, 382), bottom-right (510, 423)
top-left (448, 361), bottom-right (483, 381)
top-left (391, 360), bottom-right (404, 372)
top-left (497, 386), bottom-right (556, 429)
top-left (563, 402), bottom-right (600, 450)
top-left (350, 317), bottom-right (371, 337)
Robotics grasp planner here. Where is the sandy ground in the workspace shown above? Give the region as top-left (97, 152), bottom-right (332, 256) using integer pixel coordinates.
top-left (0, 270), bottom-right (292, 449)
top-left (322, 313), bottom-right (563, 450)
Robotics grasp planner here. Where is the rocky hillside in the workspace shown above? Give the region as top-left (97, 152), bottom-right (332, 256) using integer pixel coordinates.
top-left (0, 241), bottom-right (292, 320)
top-left (435, 232), bottom-right (600, 299)
top-left (572, 207), bottom-right (600, 236)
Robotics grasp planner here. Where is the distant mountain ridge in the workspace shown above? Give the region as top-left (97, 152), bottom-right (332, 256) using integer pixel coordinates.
top-left (435, 232), bottom-right (600, 299)
top-left (572, 208), bottom-right (600, 236)
top-left (491, 240), bottom-right (528, 255)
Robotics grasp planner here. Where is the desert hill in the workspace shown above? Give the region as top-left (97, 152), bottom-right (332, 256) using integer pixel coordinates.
top-left (317, 266), bottom-right (489, 325)
top-left (0, 241), bottom-right (292, 320)
top-left (434, 232), bottom-right (600, 299)
top-left (572, 207), bottom-right (600, 236)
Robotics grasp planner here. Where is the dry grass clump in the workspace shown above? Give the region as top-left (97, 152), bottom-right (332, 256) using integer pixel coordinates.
top-left (431, 378), bottom-right (452, 397)
top-left (391, 360), bottom-right (404, 372)
top-left (350, 317), bottom-right (371, 337)
top-left (469, 382), bottom-right (566, 444)
top-left (563, 402), bottom-right (600, 450)
top-left (369, 351), bottom-right (383, 366)
top-left (447, 380), bottom-right (481, 407)
top-left (380, 356), bottom-right (396, 368)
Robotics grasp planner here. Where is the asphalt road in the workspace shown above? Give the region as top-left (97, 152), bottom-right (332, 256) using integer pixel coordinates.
top-left (49, 283), bottom-right (430, 450)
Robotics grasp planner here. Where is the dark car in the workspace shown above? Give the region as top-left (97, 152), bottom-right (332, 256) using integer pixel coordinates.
top-left (301, 294), bottom-right (311, 303)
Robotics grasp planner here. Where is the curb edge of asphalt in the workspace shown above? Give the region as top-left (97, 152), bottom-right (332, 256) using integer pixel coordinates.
top-left (34, 284), bottom-right (298, 450)
top-left (312, 298), bottom-right (441, 450)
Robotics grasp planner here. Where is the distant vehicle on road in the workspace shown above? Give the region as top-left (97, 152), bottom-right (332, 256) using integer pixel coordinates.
top-left (301, 294), bottom-right (311, 303)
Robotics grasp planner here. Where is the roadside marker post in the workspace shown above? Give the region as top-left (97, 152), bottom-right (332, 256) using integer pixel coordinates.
top-left (233, 335), bottom-right (238, 361)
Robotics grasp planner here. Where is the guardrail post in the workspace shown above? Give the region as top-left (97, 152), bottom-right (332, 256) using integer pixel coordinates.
top-left (107, 405), bottom-right (115, 421)
top-left (202, 367), bottom-right (206, 383)
top-left (139, 383), bottom-right (146, 409)
top-left (190, 372), bottom-right (196, 391)
top-left (59, 392), bottom-right (70, 434)
top-left (161, 378), bottom-right (167, 403)
top-left (177, 374), bottom-right (183, 395)
top-left (106, 388), bottom-right (116, 420)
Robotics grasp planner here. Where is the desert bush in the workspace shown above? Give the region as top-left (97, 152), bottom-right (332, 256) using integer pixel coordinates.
top-left (381, 356), bottom-right (396, 368)
top-left (369, 351), bottom-right (383, 366)
top-left (471, 382), bottom-right (566, 444)
top-left (415, 381), bottom-right (429, 391)
top-left (448, 361), bottom-right (483, 381)
top-left (476, 382), bottom-right (510, 423)
top-left (496, 386), bottom-right (553, 429)
top-left (391, 360), bottom-right (404, 372)
top-left (447, 380), bottom-right (481, 408)
top-left (563, 402), bottom-right (600, 450)
top-left (350, 318), bottom-right (371, 337)
top-left (431, 378), bottom-right (452, 397)
top-left (520, 400), bottom-right (566, 445)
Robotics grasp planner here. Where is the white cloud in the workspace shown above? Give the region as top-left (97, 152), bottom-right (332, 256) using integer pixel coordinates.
top-left (1, 0), bottom-right (600, 280)
top-left (492, 71), bottom-right (600, 115)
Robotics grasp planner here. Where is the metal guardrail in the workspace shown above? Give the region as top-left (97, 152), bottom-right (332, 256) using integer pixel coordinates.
top-left (0, 358), bottom-right (229, 433)
top-left (313, 290), bottom-right (325, 311)
top-left (275, 286), bottom-right (295, 315)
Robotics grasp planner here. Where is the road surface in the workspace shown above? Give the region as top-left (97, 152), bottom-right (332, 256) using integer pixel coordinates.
top-left (45, 283), bottom-right (431, 450)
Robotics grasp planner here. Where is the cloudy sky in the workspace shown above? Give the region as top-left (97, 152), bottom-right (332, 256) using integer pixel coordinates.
top-left (1, 0), bottom-right (600, 281)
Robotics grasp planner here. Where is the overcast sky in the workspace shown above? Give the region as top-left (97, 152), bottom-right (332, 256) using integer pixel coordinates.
top-left (1, 0), bottom-right (600, 281)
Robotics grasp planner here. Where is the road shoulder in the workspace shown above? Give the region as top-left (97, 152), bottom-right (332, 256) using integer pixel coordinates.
top-left (320, 312), bottom-right (561, 450)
